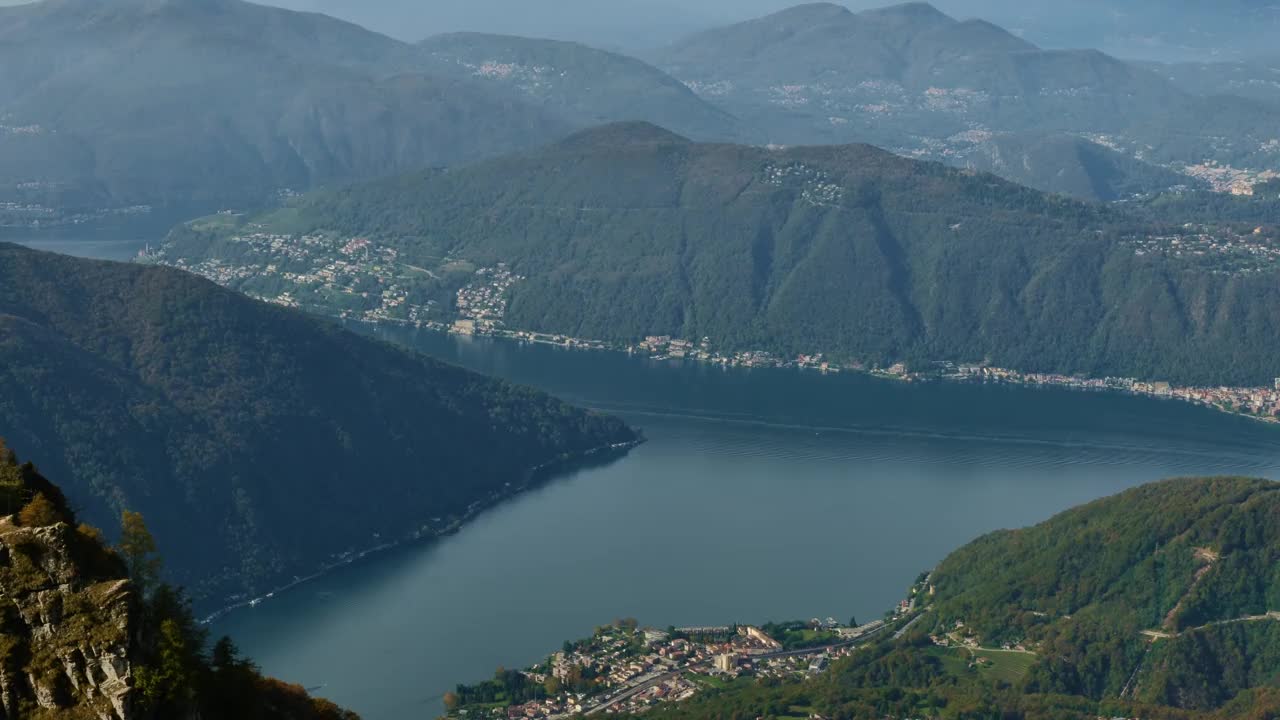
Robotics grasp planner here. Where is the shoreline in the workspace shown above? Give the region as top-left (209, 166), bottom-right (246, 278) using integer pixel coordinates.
top-left (199, 438), bottom-right (642, 625)
top-left (366, 319), bottom-right (1280, 428)
top-left (193, 316), bottom-right (1276, 621)
top-left (143, 245), bottom-right (1280, 428)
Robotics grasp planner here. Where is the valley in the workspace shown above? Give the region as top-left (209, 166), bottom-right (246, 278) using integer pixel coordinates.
top-left (5, 1), bottom-right (1280, 719)
top-left (210, 329), bottom-right (1280, 720)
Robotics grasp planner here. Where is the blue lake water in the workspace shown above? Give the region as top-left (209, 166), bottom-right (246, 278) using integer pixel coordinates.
top-left (3, 209), bottom-right (202, 261)
top-left (208, 328), bottom-right (1280, 720)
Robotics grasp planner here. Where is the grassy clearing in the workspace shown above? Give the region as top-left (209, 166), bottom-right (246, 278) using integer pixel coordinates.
top-left (971, 649), bottom-right (1037, 684)
top-left (925, 646), bottom-right (1037, 684)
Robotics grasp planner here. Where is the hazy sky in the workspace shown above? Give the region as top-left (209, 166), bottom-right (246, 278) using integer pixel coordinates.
top-left (0, 0), bottom-right (1029, 46)
top-left (272, 0), bottom-right (814, 46)
top-left (2, 0), bottom-right (1272, 59)
top-left (272, 0), bottom-right (1280, 61)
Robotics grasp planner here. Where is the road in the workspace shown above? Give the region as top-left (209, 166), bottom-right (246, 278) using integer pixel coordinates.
top-left (1142, 611), bottom-right (1280, 640)
top-left (583, 664), bottom-right (708, 716)
top-left (893, 611), bottom-right (928, 639)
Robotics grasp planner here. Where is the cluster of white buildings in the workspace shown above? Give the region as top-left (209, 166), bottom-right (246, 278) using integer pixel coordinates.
top-left (456, 264), bottom-right (523, 327)
top-left (1126, 224), bottom-right (1280, 274)
top-left (1182, 161), bottom-right (1280, 196)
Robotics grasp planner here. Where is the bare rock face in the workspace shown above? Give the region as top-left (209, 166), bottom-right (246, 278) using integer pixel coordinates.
top-left (0, 519), bottom-right (138, 720)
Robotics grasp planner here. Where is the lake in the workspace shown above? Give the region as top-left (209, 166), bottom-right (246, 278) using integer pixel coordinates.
top-left (210, 327), bottom-right (1280, 720)
top-left (2, 208), bottom-right (205, 261)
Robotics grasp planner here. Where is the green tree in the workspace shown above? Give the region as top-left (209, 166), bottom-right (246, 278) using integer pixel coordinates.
top-left (211, 636), bottom-right (256, 675)
top-left (119, 510), bottom-right (162, 596)
top-left (136, 618), bottom-right (201, 707)
top-left (206, 636), bottom-right (263, 717)
top-left (544, 676), bottom-right (562, 696)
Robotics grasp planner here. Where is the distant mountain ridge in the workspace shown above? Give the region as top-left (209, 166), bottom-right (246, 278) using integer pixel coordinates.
top-left (649, 1), bottom-right (1278, 200)
top-left (416, 32), bottom-right (742, 142)
top-left (4, 0), bottom-right (1276, 208)
top-left (0, 0), bottom-right (741, 213)
top-left (0, 242), bottom-right (635, 606)
top-left (0, 0), bottom-right (572, 210)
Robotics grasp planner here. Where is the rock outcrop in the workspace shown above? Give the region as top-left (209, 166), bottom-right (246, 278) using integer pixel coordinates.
top-left (0, 518), bottom-right (138, 720)
top-left (0, 439), bottom-right (360, 720)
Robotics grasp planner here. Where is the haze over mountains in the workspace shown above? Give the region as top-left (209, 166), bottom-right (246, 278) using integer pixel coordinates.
top-left (415, 33), bottom-right (740, 142)
top-left (0, 0), bottom-right (565, 210)
top-left (4, 0), bottom-right (1278, 216)
top-left (59, 0), bottom-right (1274, 62)
top-left (0, 242), bottom-right (634, 605)
top-left (0, 0), bottom-right (731, 213)
top-left (651, 2), bottom-right (1280, 200)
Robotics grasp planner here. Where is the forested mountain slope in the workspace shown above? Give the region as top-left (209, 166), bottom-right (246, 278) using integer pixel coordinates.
top-left (174, 123), bottom-right (1280, 387)
top-left (930, 477), bottom-right (1280, 708)
top-left (0, 243), bottom-right (634, 606)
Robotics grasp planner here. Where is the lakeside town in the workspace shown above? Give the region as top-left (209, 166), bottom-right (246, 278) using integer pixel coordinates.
top-left (439, 586), bottom-right (929, 720)
top-left (444, 620), bottom-right (881, 720)
top-left (149, 227), bottom-right (1280, 426)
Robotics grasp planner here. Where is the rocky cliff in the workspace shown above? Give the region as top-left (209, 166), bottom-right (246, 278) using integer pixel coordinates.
top-left (0, 520), bottom-right (136, 720)
top-left (0, 438), bottom-right (359, 720)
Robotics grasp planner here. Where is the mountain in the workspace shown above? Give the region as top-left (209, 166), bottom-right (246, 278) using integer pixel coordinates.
top-left (0, 441), bottom-right (360, 719)
top-left (0, 242), bottom-right (635, 606)
top-left (922, 0), bottom-right (1280, 63)
top-left (959, 133), bottom-right (1200, 201)
top-left (0, 0), bottom-right (571, 211)
top-left (267, 0), bottom-right (717, 48)
top-left (416, 33), bottom-right (741, 142)
top-left (1153, 58), bottom-right (1280, 109)
top-left (160, 123), bottom-right (1280, 388)
top-left (639, 477), bottom-right (1280, 719)
top-left (649, 2), bottom-right (1280, 199)
top-left (0, 0), bottom-right (760, 216)
top-left (927, 476), bottom-right (1280, 709)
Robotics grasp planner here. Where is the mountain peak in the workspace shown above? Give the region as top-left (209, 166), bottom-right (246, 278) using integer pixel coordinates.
top-left (765, 3), bottom-right (855, 24)
top-left (860, 2), bottom-right (954, 25)
top-left (556, 122), bottom-right (691, 150)
top-left (41, 0), bottom-right (234, 11)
